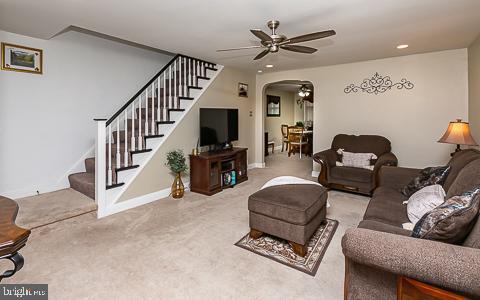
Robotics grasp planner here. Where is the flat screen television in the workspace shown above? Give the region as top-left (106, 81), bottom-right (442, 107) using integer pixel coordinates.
top-left (200, 108), bottom-right (238, 147)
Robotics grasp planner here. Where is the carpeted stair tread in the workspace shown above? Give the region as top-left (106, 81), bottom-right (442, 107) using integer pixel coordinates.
top-left (68, 172), bottom-right (95, 200)
top-left (85, 158), bottom-right (95, 173)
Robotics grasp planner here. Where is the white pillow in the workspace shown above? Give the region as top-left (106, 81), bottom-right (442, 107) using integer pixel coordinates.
top-left (407, 184), bottom-right (446, 224)
top-left (337, 148), bottom-right (377, 170)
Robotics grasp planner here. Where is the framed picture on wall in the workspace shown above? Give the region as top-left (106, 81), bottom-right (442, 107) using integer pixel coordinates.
top-left (266, 95), bottom-right (281, 117)
top-left (238, 83), bottom-right (248, 97)
top-left (1, 42), bottom-right (43, 74)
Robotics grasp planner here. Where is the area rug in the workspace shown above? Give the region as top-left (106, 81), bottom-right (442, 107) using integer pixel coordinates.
top-left (235, 219), bottom-right (338, 276)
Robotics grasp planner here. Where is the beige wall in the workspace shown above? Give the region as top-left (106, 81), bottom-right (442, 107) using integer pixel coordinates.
top-left (255, 49), bottom-right (469, 171)
top-left (469, 35), bottom-right (480, 146)
top-left (119, 67), bottom-right (256, 201)
top-left (264, 88), bottom-right (295, 146)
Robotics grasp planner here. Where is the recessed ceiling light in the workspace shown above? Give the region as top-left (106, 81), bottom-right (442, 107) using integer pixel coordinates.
top-left (257, 70), bottom-right (263, 73)
top-left (397, 44), bottom-right (409, 49)
top-left (265, 64), bottom-right (274, 68)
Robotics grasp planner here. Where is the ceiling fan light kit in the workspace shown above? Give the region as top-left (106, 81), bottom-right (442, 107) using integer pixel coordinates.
top-left (217, 20), bottom-right (336, 60)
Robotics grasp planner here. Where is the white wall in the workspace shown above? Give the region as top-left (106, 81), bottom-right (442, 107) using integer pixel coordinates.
top-left (469, 35), bottom-right (480, 145)
top-left (0, 29), bottom-right (173, 198)
top-left (264, 88), bottom-right (295, 146)
top-left (255, 49), bottom-right (469, 171)
top-left (118, 67), bottom-right (256, 201)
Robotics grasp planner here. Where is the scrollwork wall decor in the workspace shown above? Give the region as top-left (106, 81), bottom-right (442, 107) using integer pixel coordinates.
top-left (344, 72), bottom-right (414, 95)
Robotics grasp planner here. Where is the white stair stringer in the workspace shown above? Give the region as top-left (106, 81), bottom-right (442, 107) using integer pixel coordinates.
top-left (99, 65), bottom-right (224, 217)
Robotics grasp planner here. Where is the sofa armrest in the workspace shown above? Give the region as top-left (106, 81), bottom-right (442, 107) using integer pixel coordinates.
top-left (374, 152), bottom-right (398, 170)
top-left (342, 228), bottom-right (480, 297)
top-left (377, 166), bottom-right (421, 190)
top-left (313, 149), bottom-right (336, 168)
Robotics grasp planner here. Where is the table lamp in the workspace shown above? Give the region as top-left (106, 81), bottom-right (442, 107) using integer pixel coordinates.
top-left (437, 119), bottom-right (478, 156)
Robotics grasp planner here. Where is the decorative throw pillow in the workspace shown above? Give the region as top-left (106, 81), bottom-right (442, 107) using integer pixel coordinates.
top-left (401, 166), bottom-right (451, 197)
top-left (336, 149), bottom-right (377, 170)
top-left (407, 184), bottom-right (446, 224)
top-left (412, 187), bottom-right (480, 244)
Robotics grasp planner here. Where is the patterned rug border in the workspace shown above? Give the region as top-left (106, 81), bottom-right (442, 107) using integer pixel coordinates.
top-left (234, 218), bottom-right (339, 276)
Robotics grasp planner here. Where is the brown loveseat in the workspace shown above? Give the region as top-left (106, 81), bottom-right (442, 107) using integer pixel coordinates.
top-left (342, 149), bottom-right (480, 299)
top-left (313, 134), bottom-right (398, 195)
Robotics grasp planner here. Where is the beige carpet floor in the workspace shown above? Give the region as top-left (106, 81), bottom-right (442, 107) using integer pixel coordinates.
top-left (15, 188), bottom-right (97, 229)
top-left (3, 152), bottom-right (369, 299)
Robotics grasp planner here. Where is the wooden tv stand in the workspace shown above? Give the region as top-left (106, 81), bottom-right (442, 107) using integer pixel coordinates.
top-left (189, 147), bottom-right (248, 195)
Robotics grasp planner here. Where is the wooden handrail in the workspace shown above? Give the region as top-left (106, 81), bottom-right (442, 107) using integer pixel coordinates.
top-left (106, 54), bottom-right (216, 126)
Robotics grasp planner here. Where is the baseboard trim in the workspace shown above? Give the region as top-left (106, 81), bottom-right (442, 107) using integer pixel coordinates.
top-left (99, 182), bottom-right (190, 218)
top-left (311, 171), bottom-right (320, 177)
top-left (248, 162), bottom-right (265, 169)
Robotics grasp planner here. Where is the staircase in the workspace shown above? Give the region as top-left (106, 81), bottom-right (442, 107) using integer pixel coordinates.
top-left (67, 54), bottom-right (222, 217)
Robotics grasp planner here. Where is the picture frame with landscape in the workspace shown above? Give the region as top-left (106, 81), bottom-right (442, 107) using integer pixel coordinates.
top-left (1, 42), bottom-right (43, 74)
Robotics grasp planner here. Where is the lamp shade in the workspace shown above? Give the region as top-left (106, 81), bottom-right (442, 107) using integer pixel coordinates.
top-left (437, 119), bottom-right (478, 146)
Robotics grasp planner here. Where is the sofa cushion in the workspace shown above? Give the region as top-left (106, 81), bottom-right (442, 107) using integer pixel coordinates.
top-left (363, 187), bottom-right (409, 226)
top-left (248, 184), bottom-right (327, 226)
top-left (401, 166), bottom-right (451, 197)
top-left (358, 220), bottom-right (411, 236)
top-left (446, 159), bottom-right (480, 199)
top-left (412, 187), bottom-right (480, 244)
top-left (330, 166), bottom-right (372, 183)
top-left (443, 149), bottom-right (480, 192)
top-left (337, 148), bottom-right (377, 170)
top-left (463, 214), bottom-right (480, 249)
top-left (407, 184), bottom-right (446, 224)
top-left (331, 134), bottom-right (391, 158)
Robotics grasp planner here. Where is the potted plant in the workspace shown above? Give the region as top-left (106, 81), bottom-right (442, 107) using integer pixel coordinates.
top-left (165, 149), bottom-right (188, 199)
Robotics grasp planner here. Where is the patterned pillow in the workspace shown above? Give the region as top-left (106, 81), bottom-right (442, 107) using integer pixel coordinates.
top-left (336, 148), bottom-right (377, 170)
top-left (412, 187), bottom-right (480, 244)
top-left (401, 166), bottom-right (451, 197)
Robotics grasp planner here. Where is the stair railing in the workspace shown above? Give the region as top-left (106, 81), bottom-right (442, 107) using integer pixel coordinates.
top-left (94, 54), bottom-right (215, 215)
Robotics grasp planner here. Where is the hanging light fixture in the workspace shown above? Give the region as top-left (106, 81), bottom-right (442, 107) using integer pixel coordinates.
top-left (298, 85), bottom-right (311, 97)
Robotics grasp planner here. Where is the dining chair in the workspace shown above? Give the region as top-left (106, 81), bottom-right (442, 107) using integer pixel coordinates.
top-left (287, 126), bottom-right (308, 158)
top-left (281, 124), bottom-right (289, 152)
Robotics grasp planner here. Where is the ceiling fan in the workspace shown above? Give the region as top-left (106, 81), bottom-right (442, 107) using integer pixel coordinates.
top-left (217, 20), bottom-right (336, 60)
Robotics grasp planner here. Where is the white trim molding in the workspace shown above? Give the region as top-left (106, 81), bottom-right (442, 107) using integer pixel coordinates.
top-left (99, 182), bottom-right (190, 218)
top-left (311, 171), bottom-right (320, 177)
top-left (248, 162), bottom-right (265, 169)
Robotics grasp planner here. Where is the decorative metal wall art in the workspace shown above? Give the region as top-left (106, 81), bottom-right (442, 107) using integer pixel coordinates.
top-left (344, 72), bottom-right (414, 95)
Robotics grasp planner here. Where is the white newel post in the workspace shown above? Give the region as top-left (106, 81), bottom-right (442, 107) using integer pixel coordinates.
top-left (95, 119), bottom-right (107, 217)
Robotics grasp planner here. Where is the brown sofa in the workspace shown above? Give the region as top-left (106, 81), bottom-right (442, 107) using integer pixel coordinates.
top-left (342, 149), bottom-right (480, 299)
top-left (313, 134), bottom-right (398, 195)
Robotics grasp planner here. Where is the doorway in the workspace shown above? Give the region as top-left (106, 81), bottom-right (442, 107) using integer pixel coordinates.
top-left (263, 80), bottom-right (314, 172)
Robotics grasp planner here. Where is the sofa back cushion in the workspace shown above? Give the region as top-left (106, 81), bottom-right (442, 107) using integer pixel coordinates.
top-left (331, 134), bottom-right (392, 158)
top-left (443, 149), bottom-right (480, 192)
top-left (446, 159), bottom-right (480, 199)
top-left (463, 214), bottom-right (480, 248)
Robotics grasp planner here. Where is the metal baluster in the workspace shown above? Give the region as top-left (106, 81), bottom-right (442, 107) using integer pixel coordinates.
top-left (107, 125), bottom-right (113, 185)
top-left (131, 100), bottom-right (136, 151)
top-left (116, 118), bottom-right (121, 170)
top-left (124, 110), bottom-right (128, 167)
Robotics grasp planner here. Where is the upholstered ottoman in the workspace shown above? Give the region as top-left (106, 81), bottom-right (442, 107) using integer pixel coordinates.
top-left (248, 177), bottom-right (328, 257)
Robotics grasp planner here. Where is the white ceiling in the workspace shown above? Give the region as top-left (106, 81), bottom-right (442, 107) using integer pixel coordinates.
top-left (1, 0), bottom-right (480, 72)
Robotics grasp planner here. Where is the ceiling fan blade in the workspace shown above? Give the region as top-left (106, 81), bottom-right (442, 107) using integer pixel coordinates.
top-left (250, 29), bottom-right (273, 42)
top-left (216, 45), bottom-right (263, 52)
top-left (281, 30), bottom-right (336, 45)
top-left (281, 45), bottom-right (317, 54)
top-left (253, 49), bottom-right (270, 60)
